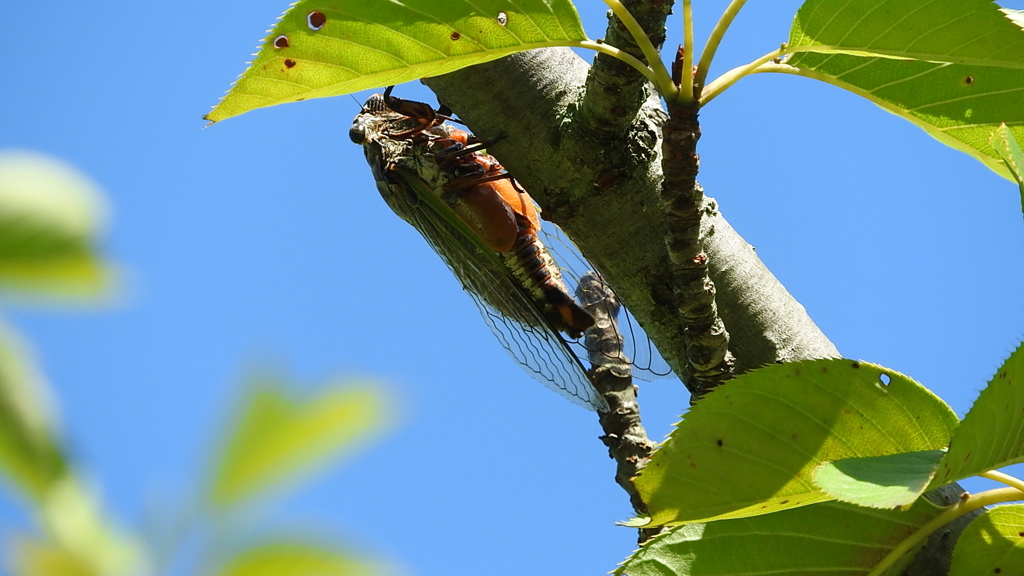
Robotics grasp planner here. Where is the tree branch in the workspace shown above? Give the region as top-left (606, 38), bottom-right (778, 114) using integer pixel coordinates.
top-left (424, 47), bottom-right (969, 574)
top-left (424, 49), bottom-right (839, 383)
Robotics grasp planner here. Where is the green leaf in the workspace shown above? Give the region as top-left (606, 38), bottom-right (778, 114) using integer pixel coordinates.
top-left (933, 342), bottom-right (1024, 489)
top-left (8, 537), bottom-right (97, 576)
top-left (206, 0), bottom-right (588, 123)
top-left (636, 359), bottom-right (958, 526)
top-left (0, 319), bottom-right (68, 501)
top-left (616, 499), bottom-right (944, 576)
top-left (990, 123), bottom-right (1024, 214)
top-left (814, 450), bottom-right (944, 509)
top-left (37, 477), bottom-right (144, 576)
top-left (781, 0), bottom-right (1024, 181)
top-left (949, 504), bottom-right (1024, 576)
top-left (215, 542), bottom-right (383, 576)
top-left (0, 151), bottom-right (111, 298)
top-left (210, 375), bottom-right (388, 507)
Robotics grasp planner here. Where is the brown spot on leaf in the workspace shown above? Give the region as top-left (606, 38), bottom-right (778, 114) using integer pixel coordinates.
top-left (851, 361), bottom-right (861, 369)
top-left (716, 439), bottom-right (723, 447)
top-left (964, 76), bottom-right (974, 85)
top-left (307, 10), bottom-right (326, 30)
top-left (284, 59), bottom-right (296, 68)
top-left (274, 35), bottom-right (289, 48)
top-left (450, 31), bottom-right (461, 41)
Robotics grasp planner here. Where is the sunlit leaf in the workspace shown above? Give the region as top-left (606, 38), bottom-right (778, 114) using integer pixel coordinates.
top-left (949, 504), bottom-right (1024, 576)
top-left (814, 450), bottom-right (944, 509)
top-left (636, 359), bottom-right (958, 526)
top-left (206, 0), bottom-right (587, 123)
top-left (34, 477), bottom-right (145, 576)
top-left (779, 0), bottom-right (1024, 181)
top-left (216, 542), bottom-right (383, 576)
top-left (210, 375), bottom-right (388, 507)
top-left (990, 123), bottom-right (1024, 214)
top-left (932, 342), bottom-right (1024, 489)
top-left (616, 498), bottom-right (943, 576)
top-left (8, 537), bottom-right (96, 576)
top-left (0, 319), bottom-right (67, 501)
top-left (0, 151), bottom-right (111, 298)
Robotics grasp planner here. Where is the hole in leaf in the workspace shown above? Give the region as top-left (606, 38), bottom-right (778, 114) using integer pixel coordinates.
top-left (450, 31), bottom-right (461, 41)
top-left (273, 35), bottom-right (290, 49)
top-left (307, 10), bottom-right (326, 30)
top-left (497, 11), bottom-right (508, 26)
top-left (879, 373), bottom-right (891, 386)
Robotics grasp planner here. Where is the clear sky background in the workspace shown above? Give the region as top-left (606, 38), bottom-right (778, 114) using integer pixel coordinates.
top-left (3, 1), bottom-right (1023, 575)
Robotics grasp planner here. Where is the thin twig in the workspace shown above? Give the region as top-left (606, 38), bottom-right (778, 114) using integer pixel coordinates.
top-left (580, 0), bottom-right (673, 135)
top-left (577, 272), bottom-right (662, 543)
top-left (661, 55), bottom-right (736, 397)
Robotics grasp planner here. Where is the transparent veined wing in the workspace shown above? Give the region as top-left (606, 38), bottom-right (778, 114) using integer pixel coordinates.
top-left (372, 165), bottom-right (608, 412)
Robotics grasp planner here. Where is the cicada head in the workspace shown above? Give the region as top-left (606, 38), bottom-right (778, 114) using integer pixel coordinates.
top-left (349, 93), bottom-right (393, 145)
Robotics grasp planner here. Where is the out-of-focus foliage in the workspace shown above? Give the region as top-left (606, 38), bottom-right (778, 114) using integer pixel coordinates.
top-left (0, 151), bottom-right (111, 298)
top-left (0, 152), bottom-right (395, 576)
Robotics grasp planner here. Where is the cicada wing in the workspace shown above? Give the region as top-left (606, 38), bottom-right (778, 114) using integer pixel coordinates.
top-left (378, 168), bottom-right (608, 412)
top-left (541, 226), bottom-right (675, 381)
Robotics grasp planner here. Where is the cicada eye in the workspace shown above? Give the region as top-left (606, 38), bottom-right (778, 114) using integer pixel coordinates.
top-left (349, 122), bottom-right (366, 144)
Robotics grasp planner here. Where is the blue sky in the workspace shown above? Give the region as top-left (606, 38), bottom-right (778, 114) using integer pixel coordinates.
top-left (3, 1), bottom-right (1023, 574)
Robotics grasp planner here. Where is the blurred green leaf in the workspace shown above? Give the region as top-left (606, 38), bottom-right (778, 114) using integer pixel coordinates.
top-left (932, 342), bottom-right (1024, 488)
top-left (0, 319), bottom-right (68, 501)
top-left (636, 359), bottom-right (958, 526)
top-left (949, 504), bottom-right (1024, 576)
top-left (205, 0), bottom-right (587, 123)
top-left (616, 498), bottom-right (943, 576)
top-left (782, 0), bottom-right (1024, 181)
top-left (8, 536), bottom-right (96, 576)
top-left (38, 477), bottom-right (145, 576)
top-left (210, 376), bottom-right (388, 507)
top-left (814, 450), bottom-right (944, 509)
top-left (989, 123), bottom-right (1024, 213)
top-left (0, 151), bottom-right (111, 298)
top-left (216, 542), bottom-right (384, 576)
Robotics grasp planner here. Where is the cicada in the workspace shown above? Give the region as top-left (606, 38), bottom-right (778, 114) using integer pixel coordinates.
top-left (349, 89), bottom-right (609, 412)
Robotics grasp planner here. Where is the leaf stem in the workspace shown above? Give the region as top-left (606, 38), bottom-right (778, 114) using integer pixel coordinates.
top-left (699, 46), bottom-right (787, 105)
top-left (982, 469), bottom-right (1024, 493)
top-left (866, 486), bottom-right (1024, 576)
top-left (694, 0), bottom-right (748, 98)
top-left (578, 40), bottom-right (659, 87)
top-left (599, 0), bottom-right (678, 99)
